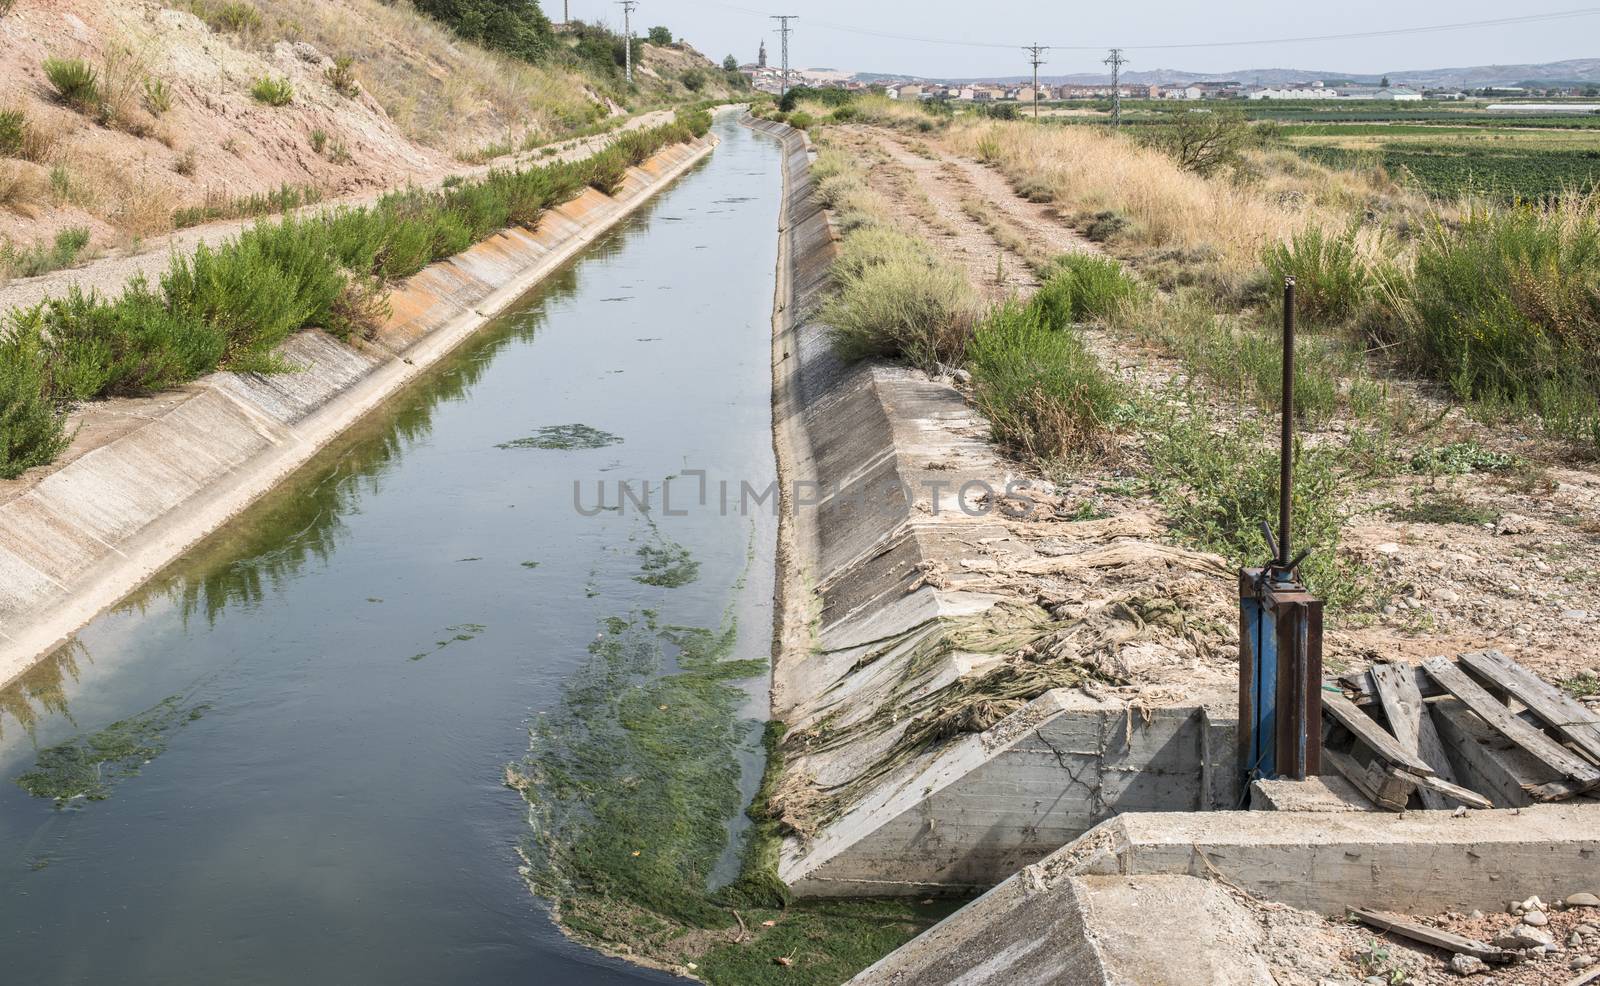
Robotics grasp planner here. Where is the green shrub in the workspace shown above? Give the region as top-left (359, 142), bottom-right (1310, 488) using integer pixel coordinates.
top-left (1, 227), bottom-right (92, 279)
top-left (822, 228), bottom-right (977, 371)
top-left (43, 58), bottom-right (100, 112)
top-left (187, 0), bottom-right (263, 35)
top-left (1041, 253), bottom-right (1144, 322)
top-left (967, 299), bottom-right (1123, 461)
top-left (324, 56), bottom-right (359, 97)
top-left (142, 77), bottom-right (173, 115)
top-left (309, 128), bottom-right (328, 154)
top-left (787, 112), bottom-right (814, 131)
top-left (1404, 203), bottom-right (1600, 399)
top-left (1262, 224), bottom-right (1369, 326)
top-left (250, 76), bottom-right (294, 106)
top-left (0, 108), bottom-right (24, 156)
top-left (1150, 412), bottom-right (1364, 607)
top-left (0, 325), bottom-right (69, 479)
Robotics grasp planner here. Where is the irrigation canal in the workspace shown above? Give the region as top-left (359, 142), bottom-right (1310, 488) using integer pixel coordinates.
top-left (0, 116), bottom-right (781, 984)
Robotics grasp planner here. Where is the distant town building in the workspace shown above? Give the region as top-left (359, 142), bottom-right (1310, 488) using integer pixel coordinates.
top-left (1247, 85), bottom-right (1341, 100)
top-left (1373, 86), bottom-right (1423, 101)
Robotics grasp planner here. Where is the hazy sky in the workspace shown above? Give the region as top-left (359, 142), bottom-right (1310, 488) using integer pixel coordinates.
top-left (557, 0), bottom-right (1598, 78)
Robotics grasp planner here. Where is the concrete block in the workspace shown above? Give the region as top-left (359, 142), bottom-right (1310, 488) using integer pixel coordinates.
top-left (1250, 775), bottom-right (1377, 812)
top-left (848, 873), bottom-right (1276, 986)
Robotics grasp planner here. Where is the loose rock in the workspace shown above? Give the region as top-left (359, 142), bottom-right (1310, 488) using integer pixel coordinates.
top-left (1494, 926), bottom-right (1554, 949)
top-left (1449, 954), bottom-right (1487, 976)
top-left (1524, 910), bottom-right (1550, 927)
top-left (1568, 893), bottom-right (1600, 909)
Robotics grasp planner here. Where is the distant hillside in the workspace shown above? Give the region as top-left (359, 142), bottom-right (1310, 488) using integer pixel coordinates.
top-left (0, 0), bottom-right (736, 261)
top-left (854, 57), bottom-right (1600, 89)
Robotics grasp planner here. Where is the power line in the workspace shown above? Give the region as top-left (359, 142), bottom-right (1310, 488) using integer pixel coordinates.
top-left (1104, 48), bottom-right (1127, 127)
top-left (771, 14), bottom-right (797, 99)
top-left (1023, 44), bottom-right (1048, 121)
top-left (618, 1), bottom-right (638, 84)
top-left (670, 0), bottom-right (1600, 54)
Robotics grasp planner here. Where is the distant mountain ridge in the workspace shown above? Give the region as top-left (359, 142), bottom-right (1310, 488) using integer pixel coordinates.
top-left (851, 57), bottom-right (1600, 89)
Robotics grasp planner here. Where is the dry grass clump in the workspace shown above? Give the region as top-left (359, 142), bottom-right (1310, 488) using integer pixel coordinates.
top-left (948, 120), bottom-right (1307, 269)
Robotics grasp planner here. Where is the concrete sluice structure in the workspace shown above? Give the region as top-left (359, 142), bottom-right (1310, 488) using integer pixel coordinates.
top-left (749, 114), bottom-right (1600, 983)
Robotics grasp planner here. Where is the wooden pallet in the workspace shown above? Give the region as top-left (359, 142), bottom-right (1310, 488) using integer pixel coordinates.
top-left (1324, 651), bottom-right (1600, 811)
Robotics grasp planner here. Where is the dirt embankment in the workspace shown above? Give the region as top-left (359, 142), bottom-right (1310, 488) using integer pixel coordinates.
top-left (0, 0), bottom-right (737, 275)
top-left (820, 122), bottom-right (1600, 690)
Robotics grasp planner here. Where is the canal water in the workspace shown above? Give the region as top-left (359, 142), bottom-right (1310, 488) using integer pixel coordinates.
top-left (0, 116), bottom-right (781, 984)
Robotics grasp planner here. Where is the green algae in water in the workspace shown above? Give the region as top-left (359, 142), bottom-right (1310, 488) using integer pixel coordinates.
top-left (634, 538), bottom-right (700, 588)
top-left (520, 561), bottom-right (541, 570)
top-left (409, 623), bottom-right (487, 661)
top-left (509, 617), bottom-right (953, 983)
top-left (15, 696), bottom-right (208, 806)
top-left (496, 424), bottom-right (622, 451)
top-left (515, 612), bottom-right (763, 929)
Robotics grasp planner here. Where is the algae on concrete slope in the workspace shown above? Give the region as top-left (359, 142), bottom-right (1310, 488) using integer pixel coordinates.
top-left (510, 612), bottom-right (955, 984)
top-left (14, 695), bottom-right (207, 806)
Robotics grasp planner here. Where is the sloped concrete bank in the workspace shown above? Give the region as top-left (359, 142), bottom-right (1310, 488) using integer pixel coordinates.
top-left (753, 114), bottom-right (1236, 899)
top-left (0, 133), bottom-right (717, 689)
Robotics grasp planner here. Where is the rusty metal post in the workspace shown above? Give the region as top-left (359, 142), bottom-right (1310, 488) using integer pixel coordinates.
top-left (1238, 277), bottom-right (1322, 785)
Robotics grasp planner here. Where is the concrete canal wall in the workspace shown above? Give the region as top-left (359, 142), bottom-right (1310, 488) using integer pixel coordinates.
top-left (0, 133), bottom-right (718, 689)
top-left (753, 114), bottom-right (1237, 899)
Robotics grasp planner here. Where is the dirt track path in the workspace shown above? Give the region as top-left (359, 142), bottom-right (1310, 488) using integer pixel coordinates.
top-left (0, 110), bottom-right (677, 312)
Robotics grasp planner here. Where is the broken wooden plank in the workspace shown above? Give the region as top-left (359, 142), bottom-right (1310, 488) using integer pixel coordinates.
top-left (1349, 907), bottom-right (1518, 963)
top-left (1372, 662), bottom-right (1459, 809)
top-left (1458, 650), bottom-right (1600, 766)
top-left (1402, 770), bottom-right (1493, 811)
top-left (1563, 965), bottom-right (1600, 986)
top-left (1422, 657), bottom-right (1600, 791)
top-left (1323, 746), bottom-right (1412, 811)
top-left (1340, 667), bottom-right (1445, 706)
top-left (1323, 688), bottom-right (1433, 775)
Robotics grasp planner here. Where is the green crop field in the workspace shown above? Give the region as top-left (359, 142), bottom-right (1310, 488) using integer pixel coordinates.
top-left (1294, 141), bottom-right (1600, 199)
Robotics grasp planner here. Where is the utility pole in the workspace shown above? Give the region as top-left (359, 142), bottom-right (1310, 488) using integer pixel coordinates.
top-left (618, 0), bottom-right (637, 85)
top-left (771, 15), bottom-right (796, 100)
top-left (1104, 48), bottom-right (1128, 128)
top-left (1023, 44), bottom-right (1048, 121)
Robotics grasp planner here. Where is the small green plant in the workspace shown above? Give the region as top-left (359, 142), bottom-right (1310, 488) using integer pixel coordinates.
top-left (1408, 441), bottom-right (1516, 475)
top-left (1393, 491), bottom-right (1498, 527)
top-left (188, 0), bottom-right (263, 35)
top-left (1, 226), bottom-right (92, 279)
top-left (1564, 672), bottom-right (1600, 698)
top-left (142, 76), bottom-right (173, 115)
top-left (326, 139), bottom-right (351, 164)
top-left (1149, 410), bottom-right (1366, 608)
top-left (250, 76), bottom-right (294, 107)
top-left (309, 128), bottom-right (328, 154)
top-left (0, 109), bottom-right (24, 157)
top-left (43, 58), bottom-right (101, 113)
top-left (1038, 253), bottom-right (1145, 323)
top-left (966, 298), bottom-right (1124, 462)
top-left (1262, 223), bottom-right (1369, 326)
top-left (173, 148), bottom-right (197, 177)
top-left (324, 56), bottom-right (358, 97)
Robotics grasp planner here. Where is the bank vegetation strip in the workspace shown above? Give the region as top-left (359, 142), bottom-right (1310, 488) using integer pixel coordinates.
top-left (0, 110), bottom-right (713, 479)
